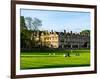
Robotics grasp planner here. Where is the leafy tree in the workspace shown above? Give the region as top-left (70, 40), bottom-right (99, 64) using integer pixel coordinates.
top-left (20, 16), bottom-right (34, 49)
top-left (23, 17), bottom-right (42, 50)
top-left (20, 16), bottom-right (27, 30)
top-left (32, 18), bottom-right (42, 30)
top-left (80, 30), bottom-right (90, 35)
top-left (25, 17), bottom-right (42, 31)
top-left (20, 16), bottom-right (27, 49)
top-left (25, 17), bottom-right (33, 30)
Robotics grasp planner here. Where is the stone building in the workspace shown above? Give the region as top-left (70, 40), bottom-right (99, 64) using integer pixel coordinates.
top-left (40, 31), bottom-right (59, 48)
top-left (58, 30), bottom-right (90, 49)
top-left (31, 30), bottom-right (90, 49)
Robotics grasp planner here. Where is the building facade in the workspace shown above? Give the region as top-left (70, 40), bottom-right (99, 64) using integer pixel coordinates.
top-left (58, 30), bottom-right (90, 49)
top-left (31, 30), bottom-right (90, 49)
top-left (40, 31), bottom-right (59, 48)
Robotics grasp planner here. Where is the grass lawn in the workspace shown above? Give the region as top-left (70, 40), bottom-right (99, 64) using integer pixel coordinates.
top-left (20, 50), bottom-right (90, 69)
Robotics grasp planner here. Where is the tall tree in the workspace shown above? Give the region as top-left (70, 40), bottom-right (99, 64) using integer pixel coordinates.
top-left (25, 17), bottom-right (33, 30)
top-left (20, 16), bottom-right (27, 30)
top-left (20, 16), bottom-right (27, 49)
top-left (24, 17), bottom-right (42, 49)
top-left (25, 17), bottom-right (42, 31)
top-left (32, 18), bottom-right (42, 30)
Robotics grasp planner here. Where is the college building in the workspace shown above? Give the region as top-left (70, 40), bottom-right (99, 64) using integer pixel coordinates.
top-left (31, 30), bottom-right (90, 49)
top-left (58, 30), bottom-right (90, 49)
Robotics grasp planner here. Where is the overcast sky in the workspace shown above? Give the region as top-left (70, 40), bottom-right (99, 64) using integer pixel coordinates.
top-left (21, 9), bottom-right (90, 33)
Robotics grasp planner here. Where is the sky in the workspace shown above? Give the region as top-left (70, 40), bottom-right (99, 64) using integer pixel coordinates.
top-left (20, 9), bottom-right (90, 33)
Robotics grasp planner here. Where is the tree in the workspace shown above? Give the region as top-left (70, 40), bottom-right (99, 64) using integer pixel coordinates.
top-left (25, 17), bottom-right (42, 31)
top-left (31, 18), bottom-right (42, 48)
top-left (20, 16), bottom-right (32, 49)
top-left (23, 17), bottom-right (42, 50)
top-left (20, 16), bottom-right (27, 49)
top-left (25, 17), bottom-right (33, 30)
top-left (32, 18), bottom-right (42, 30)
top-left (80, 30), bottom-right (90, 35)
top-left (20, 16), bottom-right (27, 30)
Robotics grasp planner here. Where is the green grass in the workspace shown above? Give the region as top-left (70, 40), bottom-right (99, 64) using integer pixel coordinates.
top-left (20, 50), bottom-right (90, 69)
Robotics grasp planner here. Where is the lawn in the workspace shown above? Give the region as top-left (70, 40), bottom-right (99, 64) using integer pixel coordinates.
top-left (20, 50), bottom-right (90, 69)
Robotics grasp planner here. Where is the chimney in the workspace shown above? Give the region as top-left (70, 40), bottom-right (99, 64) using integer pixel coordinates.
top-left (64, 30), bottom-right (66, 34)
top-left (51, 30), bottom-right (53, 33)
top-left (70, 31), bottom-right (72, 34)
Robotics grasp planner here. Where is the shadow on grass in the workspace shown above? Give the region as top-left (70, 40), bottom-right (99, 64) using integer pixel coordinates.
top-left (21, 64), bottom-right (90, 70)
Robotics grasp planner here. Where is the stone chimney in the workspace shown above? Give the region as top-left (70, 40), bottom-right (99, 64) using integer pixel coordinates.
top-left (70, 31), bottom-right (72, 34)
top-left (51, 30), bottom-right (53, 33)
top-left (64, 30), bottom-right (66, 34)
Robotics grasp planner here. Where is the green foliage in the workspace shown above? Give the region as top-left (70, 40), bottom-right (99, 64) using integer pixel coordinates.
top-left (32, 18), bottom-right (42, 30)
top-left (20, 16), bottom-right (28, 48)
top-left (80, 30), bottom-right (90, 35)
top-left (20, 16), bottom-right (27, 30)
top-left (25, 17), bottom-right (42, 31)
top-left (25, 17), bottom-right (33, 30)
top-left (20, 16), bottom-right (42, 49)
